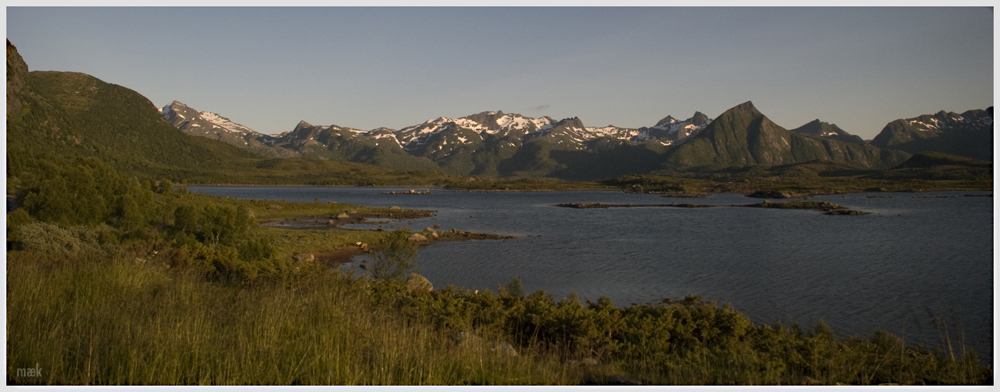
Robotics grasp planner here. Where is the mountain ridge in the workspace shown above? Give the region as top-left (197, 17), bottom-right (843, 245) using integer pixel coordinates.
top-left (159, 99), bottom-right (990, 179)
top-left (159, 101), bottom-right (715, 176)
top-left (662, 101), bottom-right (912, 170)
top-left (869, 107), bottom-right (993, 161)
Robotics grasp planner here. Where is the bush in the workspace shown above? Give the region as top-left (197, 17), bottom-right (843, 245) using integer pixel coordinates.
top-left (8, 222), bottom-right (117, 254)
top-left (367, 230), bottom-right (418, 282)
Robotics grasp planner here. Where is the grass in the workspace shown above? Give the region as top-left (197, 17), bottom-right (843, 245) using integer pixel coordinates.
top-left (7, 246), bottom-right (992, 385)
top-left (6, 250), bottom-right (573, 385)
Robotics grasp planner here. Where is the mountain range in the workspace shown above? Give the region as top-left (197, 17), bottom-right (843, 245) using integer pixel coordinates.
top-left (162, 97), bottom-right (992, 179)
top-left (6, 38), bottom-right (992, 187)
top-left (161, 101), bottom-right (717, 174)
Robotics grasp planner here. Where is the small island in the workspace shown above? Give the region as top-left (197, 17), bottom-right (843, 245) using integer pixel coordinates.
top-left (556, 199), bottom-right (871, 215)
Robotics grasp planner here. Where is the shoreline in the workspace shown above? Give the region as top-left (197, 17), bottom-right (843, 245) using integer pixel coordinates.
top-left (259, 209), bottom-right (436, 229)
top-left (313, 229), bottom-right (516, 266)
top-left (188, 183), bottom-right (993, 198)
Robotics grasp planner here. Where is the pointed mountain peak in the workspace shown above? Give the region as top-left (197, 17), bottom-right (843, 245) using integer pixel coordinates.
top-left (294, 120), bottom-right (313, 130)
top-left (654, 115), bottom-right (678, 127)
top-left (730, 101), bottom-right (761, 117)
top-left (690, 111), bottom-right (710, 126)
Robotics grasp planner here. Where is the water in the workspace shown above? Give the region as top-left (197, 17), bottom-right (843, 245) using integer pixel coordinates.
top-left (189, 186), bottom-right (994, 362)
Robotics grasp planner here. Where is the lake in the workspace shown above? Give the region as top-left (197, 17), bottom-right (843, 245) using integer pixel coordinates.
top-left (189, 186), bottom-right (994, 362)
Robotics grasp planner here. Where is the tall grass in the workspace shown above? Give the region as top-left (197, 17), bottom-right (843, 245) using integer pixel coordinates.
top-left (7, 248), bottom-right (991, 385)
top-left (6, 250), bottom-right (570, 385)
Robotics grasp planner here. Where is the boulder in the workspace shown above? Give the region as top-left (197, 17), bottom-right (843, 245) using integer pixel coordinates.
top-left (433, 223), bottom-right (441, 228)
top-left (424, 227), bottom-right (435, 232)
top-left (327, 220), bottom-right (334, 225)
top-left (407, 233), bottom-right (427, 242)
top-left (389, 206), bottom-right (402, 211)
top-left (348, 210), bottom-right (357, 214)
top-left (406, 272), bottom-right (433, 291)
top-left (430, 232), bottom-right (439, 239)
top-left (336, 213), bottom-right (349, 219)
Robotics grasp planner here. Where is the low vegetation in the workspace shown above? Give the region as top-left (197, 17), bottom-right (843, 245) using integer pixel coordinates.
top-left (8, 248), bottom-right (990, 385)
top-left (6, 158), bottom-right (992, 385)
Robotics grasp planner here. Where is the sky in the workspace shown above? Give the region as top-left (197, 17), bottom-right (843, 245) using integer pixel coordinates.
top-left (6, 7), bottom-right (994, 139)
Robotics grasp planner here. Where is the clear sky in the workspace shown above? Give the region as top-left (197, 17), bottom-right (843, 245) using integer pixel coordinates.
top-left (6, 7), bottom-right (994, 139)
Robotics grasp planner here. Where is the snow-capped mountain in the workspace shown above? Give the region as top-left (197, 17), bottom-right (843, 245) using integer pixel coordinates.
top-left (160, 102), bottom-right (714, 164)
top-left (162, 101), bottom-right (259, 137)
top-left (637, 112), bottom-right (712, 144)
top-left (899, 109), bottom-right (992, 132)
top-left (159, 100), bottom-right (993, 178)
top-left (870, 107), bottom-right (993, 161)
top-left (393, 110), bottom-right (711, 151)
top-left (160, 101), bottom-right (296, 158)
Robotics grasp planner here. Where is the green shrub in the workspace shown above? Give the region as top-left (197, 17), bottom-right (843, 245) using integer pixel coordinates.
top-left (8, 222), bottom-right (116, 254)
top-left (367, 230), bottom-right (418, 282)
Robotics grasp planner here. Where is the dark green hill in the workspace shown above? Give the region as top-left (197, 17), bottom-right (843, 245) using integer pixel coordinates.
top-left (662, 101), bottom-right (911, 171)
top-left (869, 108), bottom-right (993, 161)
top-left (893, 150), bottom-right (992, 169)
top-left (869, 151), bottom-right (993, 181)
top-left (7, 41), bottom-right (261, 188)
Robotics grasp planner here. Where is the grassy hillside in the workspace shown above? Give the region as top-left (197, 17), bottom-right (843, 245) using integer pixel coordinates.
top-left (6, 69), bottom-right (260, 189)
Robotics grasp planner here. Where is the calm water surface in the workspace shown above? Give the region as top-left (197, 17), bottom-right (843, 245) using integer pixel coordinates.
top-left (190, 186), bottom-right (994, 362)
